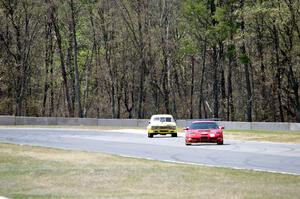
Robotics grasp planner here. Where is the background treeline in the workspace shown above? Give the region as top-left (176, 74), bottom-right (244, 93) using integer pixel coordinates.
top-left (0, 0), bottom-right (299, 122)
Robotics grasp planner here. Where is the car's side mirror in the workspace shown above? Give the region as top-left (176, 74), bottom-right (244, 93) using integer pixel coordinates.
top-left (219, 126), bottom-right (225, 130)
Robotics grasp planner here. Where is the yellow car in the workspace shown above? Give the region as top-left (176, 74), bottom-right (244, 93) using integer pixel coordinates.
top-left (147, 114), bottom-right (177, 138)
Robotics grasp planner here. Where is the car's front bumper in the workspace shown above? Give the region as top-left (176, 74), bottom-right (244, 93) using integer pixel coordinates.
top-left (185, 135), bottom-right (223, 143)
top-left (148, 129), bottom-right (177, 134)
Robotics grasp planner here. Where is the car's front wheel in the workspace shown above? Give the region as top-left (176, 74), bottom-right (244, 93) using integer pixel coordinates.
top-left (148, 133), bottom-right (153, 138)
top-left (217, 141), bottom-right (223, 145)
top-left (171, 133), bottom-right (177, 137)
top-left (185, 142), bottom-right (191, 146)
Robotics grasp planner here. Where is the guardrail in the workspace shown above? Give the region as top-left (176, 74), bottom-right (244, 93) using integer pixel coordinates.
top-left (0, 116), bottom-right (299, 131)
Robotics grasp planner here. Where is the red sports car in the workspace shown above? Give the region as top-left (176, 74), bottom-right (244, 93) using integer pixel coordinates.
top-left (185, 121), bottom-right (224, 145)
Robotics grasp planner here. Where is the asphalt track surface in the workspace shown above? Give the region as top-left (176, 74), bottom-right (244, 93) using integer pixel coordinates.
top-left (0, 127), bottom-right (300, 175)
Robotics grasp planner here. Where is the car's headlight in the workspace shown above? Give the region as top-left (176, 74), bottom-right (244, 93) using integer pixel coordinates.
top-left (169, 126), bottom-right (176, 130)
top-left (186, 132), bottom-right (195, 135)
top-left (151, 126), bottom-right (159, 130)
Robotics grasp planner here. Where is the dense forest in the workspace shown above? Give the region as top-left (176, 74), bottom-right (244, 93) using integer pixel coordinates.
top-left (0, 0), bottom-right (299, 122)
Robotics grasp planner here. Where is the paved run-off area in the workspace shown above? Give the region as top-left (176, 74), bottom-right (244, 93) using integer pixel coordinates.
top-left (0, 127), bottom-right (300, 175)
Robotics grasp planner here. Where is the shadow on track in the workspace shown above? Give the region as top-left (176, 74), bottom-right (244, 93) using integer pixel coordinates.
top-left (148, 135), bottom-right (184, 139)
top-left (186, 143), bottom-right (230, 146)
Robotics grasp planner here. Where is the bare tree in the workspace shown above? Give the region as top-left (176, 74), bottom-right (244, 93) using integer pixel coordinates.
top-left (69, 0), bottom-right (83, 118)
top-left (49, 1), bottom-right (73, 116)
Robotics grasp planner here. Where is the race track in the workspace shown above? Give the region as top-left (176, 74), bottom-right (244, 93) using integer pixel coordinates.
top-left (0, 127), bottom-right (300, 175)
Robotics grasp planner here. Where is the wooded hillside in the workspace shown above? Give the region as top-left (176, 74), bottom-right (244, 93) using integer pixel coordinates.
top-left (0, 0), bottom-right (299, 122)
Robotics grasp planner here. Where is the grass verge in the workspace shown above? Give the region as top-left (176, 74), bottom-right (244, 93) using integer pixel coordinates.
top-left (224, 130), bottom-right (300, 144)
top-left (0, 143), bottom-right (299, 199)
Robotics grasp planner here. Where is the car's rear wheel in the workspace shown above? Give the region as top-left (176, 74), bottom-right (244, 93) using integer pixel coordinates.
top-left (148, 133), bottom-right (153, 138)
top-left (171, 133), bottom-right (177, 137)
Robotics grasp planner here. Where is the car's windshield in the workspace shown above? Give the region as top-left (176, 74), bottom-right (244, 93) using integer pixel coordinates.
top-left (160, 117), bottom-right (172, 122)
top-left (190, 122), bottom-right (218, 129)
top-left (151, 116), bottom-right (173, 123)
top-left (153, 117), bottom-right (160, 121)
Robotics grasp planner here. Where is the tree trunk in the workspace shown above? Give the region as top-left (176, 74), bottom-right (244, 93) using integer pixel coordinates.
top-left (240, 0), bottom-right (252, 122)
top-left (50, 45), bottom-right (54, 117)
top-left (288, 64), bottom-right (300, 122)
top-left (98, 4), bottom-right (116, 118)
top-left (66, 21), bottom-right (75, 117)
top-left (226, 3), bottom-right (236, 121)
top-left (198, 40), bottom-right (207, 118)
top-left (210, 0), bottom-right (219, 119)
top-left (190, 56), bottom-right (195, 119)
top-left (161, 0), bottom-right (171, 114)
top-left (212, 46), bottom-right (219, 118)
top-left (42, 23), bottom-right (51, 116)
top-left (272, 24), bottom-right (285, 122)
top-left (219, 42), bottom-right (226, 118)
top-left (227, 61), bottom-right (233, 121)
top-left (241, 46), bottom-right (252, 122)
top-left (257, 37), bottom-right (267, 121)
top-left (137, 0), bottom-right (147, 119)
top-left (83, 9), bottom-right (97, 117)
top-left (70, 0), bottom-right (83, 118)
top-left (49, 3), bottom-right (73, 117)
